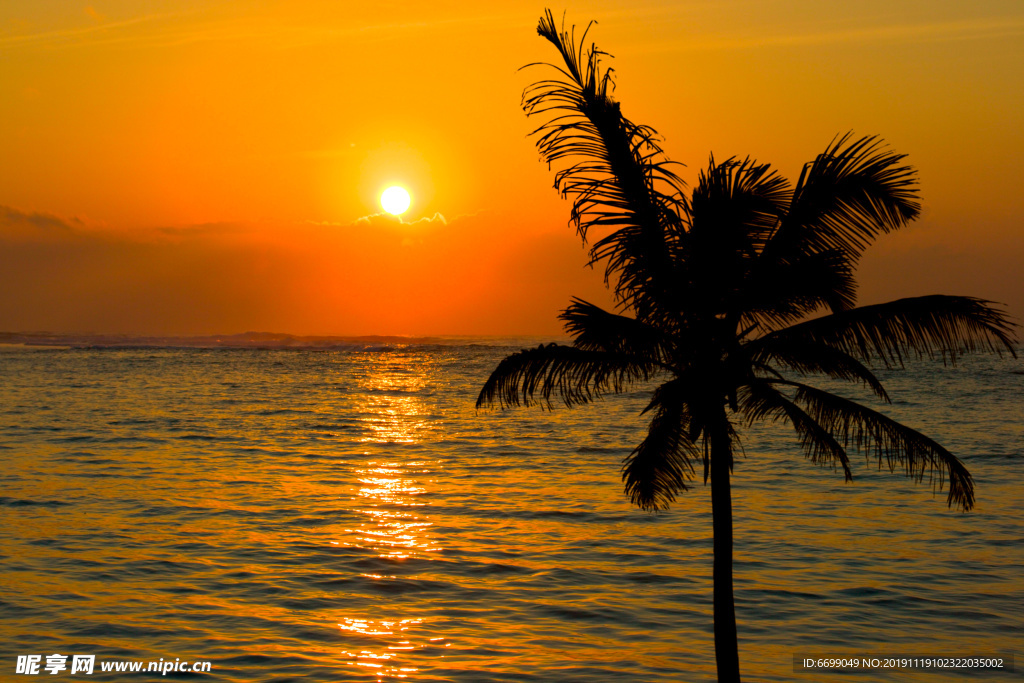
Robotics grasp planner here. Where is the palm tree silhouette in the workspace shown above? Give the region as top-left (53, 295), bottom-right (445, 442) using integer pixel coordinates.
top-left (478, 10), bottom-right (1017, 683)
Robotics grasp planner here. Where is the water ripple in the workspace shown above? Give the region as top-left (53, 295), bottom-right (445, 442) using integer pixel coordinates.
top-left (0, 346), bottom-right (1020, 681)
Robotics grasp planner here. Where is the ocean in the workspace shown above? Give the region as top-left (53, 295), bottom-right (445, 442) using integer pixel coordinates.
top-left (1, 341), bottom-right (1020, 681)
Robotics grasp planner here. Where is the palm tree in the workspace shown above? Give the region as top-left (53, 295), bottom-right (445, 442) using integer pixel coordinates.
top-left (477, 10), bottom-right (1018, 683)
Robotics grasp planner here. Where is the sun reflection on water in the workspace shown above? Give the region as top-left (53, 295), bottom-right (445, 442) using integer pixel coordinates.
top-left (355, 356), bottom-right (441, 445)
top-left (336, 463), bottom-right (445, 678)
top-left (359, 396), bottom-right (434, 444)
top-left (337, 358), bottom-right (448, 678)
top-left (339, 462), bottom-right (440, 560)
top-left (338, 616), bottom-right (451, 679)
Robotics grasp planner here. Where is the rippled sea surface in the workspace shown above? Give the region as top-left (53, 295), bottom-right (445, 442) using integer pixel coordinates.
top-left (1, 343), bottom-right (1021, 682)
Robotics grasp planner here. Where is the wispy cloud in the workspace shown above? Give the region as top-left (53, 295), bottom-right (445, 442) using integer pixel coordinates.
top-left (0, 11), bottom-right (180, 48)
top-left (0, 9), bottom-right (525, 52)
top-left (155, 222), bottom-right (247, 238)
top-left (402, 212), bottom-right (448, 226)
top-left (0, 205), bottom-right (85, 241)
top-left (641, 15), bottom-right (1024, 53)
top-left (309, 212), bottom-right (448, 228)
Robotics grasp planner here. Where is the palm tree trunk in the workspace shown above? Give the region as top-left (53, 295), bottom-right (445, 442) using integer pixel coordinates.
top-left (710, 412), bottom-right (741, 682)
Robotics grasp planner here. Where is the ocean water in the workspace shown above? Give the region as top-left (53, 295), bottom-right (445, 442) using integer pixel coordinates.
top-left (0, 342), bottom-right (1021, 682)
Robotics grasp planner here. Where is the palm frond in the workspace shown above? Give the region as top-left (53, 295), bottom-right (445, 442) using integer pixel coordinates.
top-left (691, 155), bottom-right (791, 258)
top-left (747, 335), bottom-right (889, 400)
top-left (621, 379), bottom-right (698, 510)
top-left (685, 156), bottom-right (792, 316)
top-left (759, 295), bottom-right (1017, 366)
top-left (739, 380), bottom-right (852, 479)
top-left (560, 297), bottom-right (672, 362)
top-left (524, 10), bottom-right (687, 318)
top-left (776, 380), bottom-right (975, 510)
top-left (737, 248), bottom-right (857, 330)
top-left (476, 343), bottom-right (656, 410)
top-left (766, 133), bottom-right (920, 261)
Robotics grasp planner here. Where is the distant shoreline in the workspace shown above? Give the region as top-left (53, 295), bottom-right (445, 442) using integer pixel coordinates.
top-left (0, 332), bottom-right (567, 350)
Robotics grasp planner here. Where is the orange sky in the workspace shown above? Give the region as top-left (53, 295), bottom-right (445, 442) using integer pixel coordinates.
top-left (1, 1), bottom-right (1022, 335)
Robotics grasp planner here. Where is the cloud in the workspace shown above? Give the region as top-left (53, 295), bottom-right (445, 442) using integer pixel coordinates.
top-left (0, 8), bottom-right (524, 52)
top-left (0, 205), bottom-right (84, 241)
top-left (353, 212), bottom-right (401, 227)
top-left (0, 205), bottom-right (617, 336)
top-left (309, 211), bottom-right (448, 228)
top-left (0, 12), bottom-right (177, 48)
top-left (645, 16), bottom-right (1024, 53)
top-left (403, 212), bottom-right (448, 226)
top-left (354, 211), bottom-right (448, 227)
top-left (154, 222), bottom-right (248, 238)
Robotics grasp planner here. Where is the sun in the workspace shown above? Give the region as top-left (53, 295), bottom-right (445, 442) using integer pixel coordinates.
top-left (380, 186), bottom-right (411, 215)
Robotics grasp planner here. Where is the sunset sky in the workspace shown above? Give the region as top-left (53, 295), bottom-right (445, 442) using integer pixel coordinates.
top-left (2, 0), bottom-right (1021, 336)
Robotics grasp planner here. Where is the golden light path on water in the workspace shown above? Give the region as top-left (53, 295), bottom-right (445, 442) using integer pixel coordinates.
top-left (335, 356), bottom-right (447, 679)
